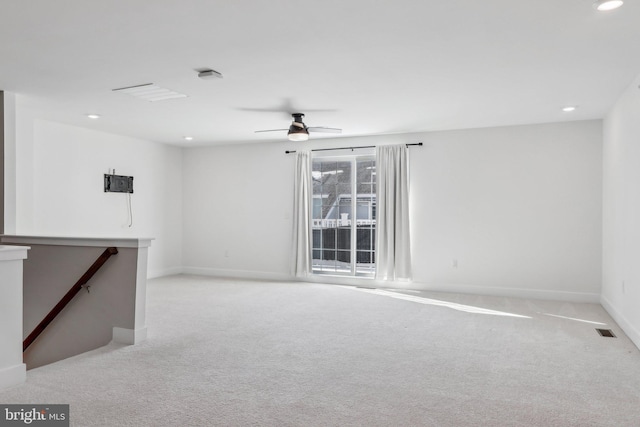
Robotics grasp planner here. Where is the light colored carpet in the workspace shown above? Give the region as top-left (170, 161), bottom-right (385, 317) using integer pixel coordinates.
top-left (1, 275), bottom-right (639, 426)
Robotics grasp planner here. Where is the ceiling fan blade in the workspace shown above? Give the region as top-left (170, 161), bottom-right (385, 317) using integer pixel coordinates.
top-left (255, 129), bottom-right (288, 133)
top-left (308, 127), bottom-right (342, 134)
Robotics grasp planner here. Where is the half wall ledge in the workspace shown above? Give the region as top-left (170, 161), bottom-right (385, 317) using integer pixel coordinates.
top-left (0, 235), bottom-right (153, 249)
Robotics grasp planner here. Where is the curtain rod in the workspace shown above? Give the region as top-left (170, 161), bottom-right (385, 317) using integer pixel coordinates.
top-left (285, 142), bottom-right (422, 154)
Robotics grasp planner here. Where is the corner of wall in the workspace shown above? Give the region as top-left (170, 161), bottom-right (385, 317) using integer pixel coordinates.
top-left (601, 295), bottom-right (640, 350)
top-left (601, 71), bottom-right (640, 352)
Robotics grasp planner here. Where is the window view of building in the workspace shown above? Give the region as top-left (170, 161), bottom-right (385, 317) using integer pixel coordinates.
top-left (311, 156), bottom-right (376, 276)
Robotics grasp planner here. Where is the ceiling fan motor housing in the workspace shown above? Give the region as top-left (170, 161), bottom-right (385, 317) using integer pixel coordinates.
top-left (292, 113), bottom-right (305, 121)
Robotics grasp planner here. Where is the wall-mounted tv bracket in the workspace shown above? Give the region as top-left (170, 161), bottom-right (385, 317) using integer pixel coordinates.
top-left (104, 170), bottom-right (134, 193)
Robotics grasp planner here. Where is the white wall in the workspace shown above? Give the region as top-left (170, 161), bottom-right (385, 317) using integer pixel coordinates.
top-left (3, 92), bottom-right (17, 233)
top-left (182, 140), bottom-right (295, 279)
top-left (9, 96), bottom-right (602, 301)
top-left (12, 104), bottom-right (183, 278)
top-left (13, 101), bottom-right (35, 232)
top-left (411, 121), bottom-right (602, 300)
top-left (183, 120), bottom-right (602, 301)
top-left (602, 73), bottom-right (640, 349)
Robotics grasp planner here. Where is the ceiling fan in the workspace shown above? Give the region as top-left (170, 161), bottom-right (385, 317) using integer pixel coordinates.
top-left (255, 113), bottom-right (341, 141)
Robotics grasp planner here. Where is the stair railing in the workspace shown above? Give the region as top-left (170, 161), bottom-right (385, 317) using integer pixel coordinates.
top-left (23, 247), bottom-right (118, 351)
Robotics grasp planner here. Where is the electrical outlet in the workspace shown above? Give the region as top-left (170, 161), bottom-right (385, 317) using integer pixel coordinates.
top-left (452, 259), bottom-right (458, 268)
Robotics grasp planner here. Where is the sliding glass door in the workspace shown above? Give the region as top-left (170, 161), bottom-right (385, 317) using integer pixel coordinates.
top-left (311, 154), bottom-right (376, 276)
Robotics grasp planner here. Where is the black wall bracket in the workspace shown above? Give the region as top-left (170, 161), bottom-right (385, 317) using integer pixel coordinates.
top-left (104, 174), bottom-right (134, 193)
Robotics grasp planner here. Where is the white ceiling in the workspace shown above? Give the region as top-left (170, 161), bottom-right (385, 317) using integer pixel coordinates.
top-left (1, 0), bottom-right (639, 146)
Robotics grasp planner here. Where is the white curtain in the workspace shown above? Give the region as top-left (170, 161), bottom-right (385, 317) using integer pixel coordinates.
top-left (291, 151), bottom-right (312, 277)
top-left (375, 144), bottom-right (412, 281)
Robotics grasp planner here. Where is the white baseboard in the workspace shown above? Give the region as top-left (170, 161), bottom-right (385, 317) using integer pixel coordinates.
top-left (147, 267), bottom-right (183, 279)
top-left (112, 327), bottom-right (148, 345)
top-left (0, 363), bottom-right (26, 391)
top-left (181, 266), bottom-right (292, 282)
top-left (600, 296), bottom-right (640, 351)
top-left (179, 268), bottom-right (599, 302)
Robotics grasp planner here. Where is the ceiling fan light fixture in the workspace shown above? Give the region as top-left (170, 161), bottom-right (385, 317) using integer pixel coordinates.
top-left (288, 133), bottom-right (309, 142)
top-left (288, 125), bottom-right (309, 141)
top-left (593, 0), bottom-right (624, 11)
top-left (287, 113), bottom-right (309, 141)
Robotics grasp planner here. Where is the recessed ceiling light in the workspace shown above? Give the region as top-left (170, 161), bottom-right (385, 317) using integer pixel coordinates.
top-left (183, 136), bottom-right (194, 141)
top-left (593, 0), bottom-right (624, 11)
top-left (87, 114), bottom-right (101, 119)
top-left (562, 106), bottom-right (578, 112)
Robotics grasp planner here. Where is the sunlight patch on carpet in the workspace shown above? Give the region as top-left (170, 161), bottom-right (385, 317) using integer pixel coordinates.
top-left (541, 313), bottom-right (607, 326)
top-left (344, 287), bottom-right (531, 318)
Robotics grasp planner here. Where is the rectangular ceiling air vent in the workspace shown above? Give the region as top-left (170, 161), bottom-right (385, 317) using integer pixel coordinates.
top-left (596, 328), bottom-right (616, 338)
top-left (198, 69), bottom-right (223, 79)
top-left (112, 83), bottom-right (187, 102)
